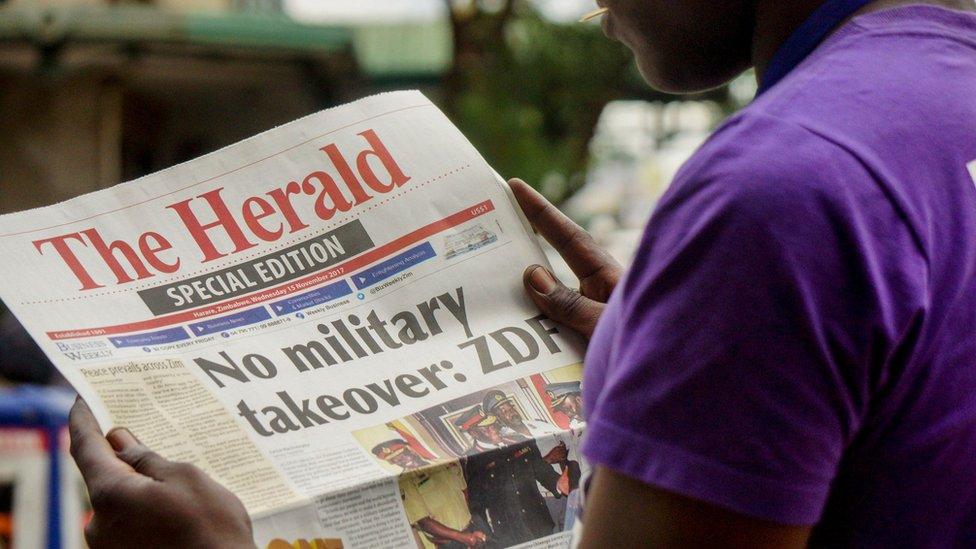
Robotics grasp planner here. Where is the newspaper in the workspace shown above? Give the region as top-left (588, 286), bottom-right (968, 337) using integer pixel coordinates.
top-left (0, 91), bottom-right (588, 549)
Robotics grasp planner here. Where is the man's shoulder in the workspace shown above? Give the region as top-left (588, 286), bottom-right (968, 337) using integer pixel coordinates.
top-left (747, 5), bottom-right (976, 162)
top-left (644, 105), bottom-right (926, 280)
top-left (667, 6), bottom-right (976, 259)
top-left (661, 110), bottom-right (863, 228)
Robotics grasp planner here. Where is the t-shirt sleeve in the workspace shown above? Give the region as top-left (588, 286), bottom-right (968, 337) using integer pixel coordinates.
top-left (580, 118), bottom-right (927, 525)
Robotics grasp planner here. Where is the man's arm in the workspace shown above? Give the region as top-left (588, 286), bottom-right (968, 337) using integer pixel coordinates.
top-left (580, 467), bottom-right (811, 548)
top-left (69, 398), bottom-right (254, 548)
top-left (415, 517), bottom-right (486, 547)
top-left (527, 442), bottom-right (564, 496)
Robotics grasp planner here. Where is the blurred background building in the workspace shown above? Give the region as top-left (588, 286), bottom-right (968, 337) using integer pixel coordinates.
top-left (0, 0), bottom-right (455, 213)
top-left (0, 1), bottom-right (756, 546)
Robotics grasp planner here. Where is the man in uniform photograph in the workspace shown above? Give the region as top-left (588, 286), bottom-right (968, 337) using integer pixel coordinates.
top-left (482, 390), bottom-right (558, 439)
top-left (453, 406), bottom-right (567, 546)
top-left (481, 390), bottom-right (580, 500)
top-left (372, 439), bottom-right (490, 549)
top-left (545, 382), bottom-right (584, 430)
top-left (372, 439), bottom-right (430, 471)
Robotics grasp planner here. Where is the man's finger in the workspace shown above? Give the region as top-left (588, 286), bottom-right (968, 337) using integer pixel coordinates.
top-left (106, 427), bottom-right (140, 452)
top-left (509, 179), bottom-right (621, 289)
top-left (110, 432), bottom-right (174, 481)
top-left (69, 398), bottom-right (134, 487)
top-left (524, 265), bottom-right (603, 339)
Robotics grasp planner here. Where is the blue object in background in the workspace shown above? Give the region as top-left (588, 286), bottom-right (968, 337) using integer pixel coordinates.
top-left (0, 385), bottom-right (76, 549)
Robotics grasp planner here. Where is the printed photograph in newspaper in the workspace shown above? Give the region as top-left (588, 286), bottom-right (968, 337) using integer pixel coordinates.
top-left (354, 363), bottom-right (586, 548)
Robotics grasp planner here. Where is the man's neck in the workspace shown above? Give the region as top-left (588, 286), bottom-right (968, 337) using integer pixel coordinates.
top-left (752, 0), bottom-right (975, 84)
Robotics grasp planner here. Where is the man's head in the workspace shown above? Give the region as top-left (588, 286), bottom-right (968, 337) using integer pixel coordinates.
top-left (546, 381), bottom-right (583, 421)
top-left (598, 0), bottom-right (756, 93)
top-left (455, 406), bottom-right (506, 446)
top-left (372, 439), bottom-right (428, 470)
top-left (558, 393), bottom-right (584, 420)
top-left (482, 390), bottom-right (524, 428)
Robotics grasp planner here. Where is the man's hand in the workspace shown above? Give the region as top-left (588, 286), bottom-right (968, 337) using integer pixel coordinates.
top-left (459, 530), bottom-right (488, 547)
top-left (509, 178), bottom-right (623, 339)
top-left (69, 398), bottom-right (254, 548)
top-left (542, 441), bottom-right (569, 464)
top-left (418, 517), bottom-right (487, 547)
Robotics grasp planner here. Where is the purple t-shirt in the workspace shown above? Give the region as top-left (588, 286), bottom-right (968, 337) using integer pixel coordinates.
top-left (581, 5), bottom-right (976, 546)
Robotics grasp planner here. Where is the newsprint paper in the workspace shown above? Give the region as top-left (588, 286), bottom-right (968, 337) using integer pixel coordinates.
top-left (0, 91), bottom-right (588, 548)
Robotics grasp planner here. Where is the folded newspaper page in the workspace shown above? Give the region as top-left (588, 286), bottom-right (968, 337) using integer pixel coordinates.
top-left (0, 91), bottom-right (588, 548)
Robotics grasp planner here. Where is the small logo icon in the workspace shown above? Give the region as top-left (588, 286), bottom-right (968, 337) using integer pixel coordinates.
top-left (357, 293), bottom-right (365, 300)
top-left (296, 312), bottom-right (306, 319)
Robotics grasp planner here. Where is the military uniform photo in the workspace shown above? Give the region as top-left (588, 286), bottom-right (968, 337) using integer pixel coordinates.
top-left (373, 440), bottom-right (490, 549)
top-left (453, 406), bottom-right (564, 547)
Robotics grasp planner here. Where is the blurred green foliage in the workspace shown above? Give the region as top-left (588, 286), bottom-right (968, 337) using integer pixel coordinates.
top-left (443, 5), bottom-right (640, 200)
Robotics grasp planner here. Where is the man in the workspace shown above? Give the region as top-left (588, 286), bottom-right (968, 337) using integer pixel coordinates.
top-left (372, 439), bottom-right (428, 470)
top-left (543, 382), bottom-right (583, 430)
top-left (481, 390), bottom-right (557, 439)
top-left (453, 406), bottom-right (564, 547)
top-left (68, 0), bottom-right (976, 547)
top-left (515, 0), bottom-right (976, 546)
top-left (539, 382), bottom-right (586, 531)
top-left (482, 390), bottom-right (580, 486)
top-left (371, 440), bottom-right (489, 549)
top-left (453, 406), bottom-right (518, 450)
top-left (482, 390), bottom-right (581, 526)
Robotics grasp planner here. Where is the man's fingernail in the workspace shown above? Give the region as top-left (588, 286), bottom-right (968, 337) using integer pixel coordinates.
top-left (106, 428), bottom-right (139, 451)
top-left (528, 266), bottom-right (557, 294)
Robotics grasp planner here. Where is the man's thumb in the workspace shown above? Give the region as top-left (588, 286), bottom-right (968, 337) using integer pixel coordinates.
top-left (523, 265), bottom-right (602, 339)
top-left (107, 428), bottom-right (170, 479)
